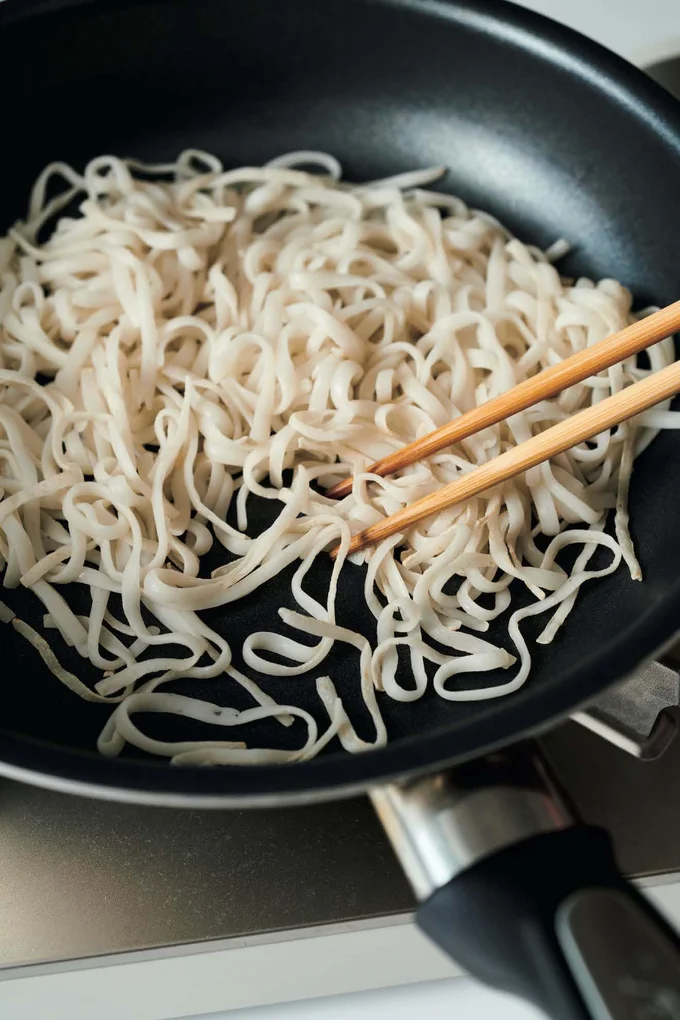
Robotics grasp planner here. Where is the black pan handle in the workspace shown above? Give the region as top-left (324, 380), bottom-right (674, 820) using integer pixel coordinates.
top-left (371, 746), bottom-right (680, 1020)
top-left (417, 825), bottom-right (680, 1020)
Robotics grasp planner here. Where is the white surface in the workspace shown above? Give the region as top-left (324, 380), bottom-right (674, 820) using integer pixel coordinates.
top-left (4, 1), bottom-right (680, 1019)
top-left (0, 919), bottom-right (458, 1020)
top-left (190, 979), bottom-right (545, 1020)
top-left (517, 0), bottom-right (680, 65)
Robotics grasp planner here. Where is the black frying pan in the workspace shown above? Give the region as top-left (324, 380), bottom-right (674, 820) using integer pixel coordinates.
top-left (2, 0), bottom-right (680, 1016)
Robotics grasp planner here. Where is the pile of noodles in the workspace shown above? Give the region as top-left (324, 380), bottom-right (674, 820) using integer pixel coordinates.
top-left (0, 149), bottom-right (676, 764)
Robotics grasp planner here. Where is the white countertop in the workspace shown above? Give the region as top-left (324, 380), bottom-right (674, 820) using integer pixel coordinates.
top-left (515, 0), bottom-right (680, 67)
top-left (202, 977), bottom-right (545, 1020)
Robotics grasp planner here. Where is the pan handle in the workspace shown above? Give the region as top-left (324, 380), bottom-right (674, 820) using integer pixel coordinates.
top-left (371, 746), bottom-right (680, 1020)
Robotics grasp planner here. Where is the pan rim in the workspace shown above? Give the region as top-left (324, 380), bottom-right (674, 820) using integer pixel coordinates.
top-left (2, 0), bottom-right (680, 804)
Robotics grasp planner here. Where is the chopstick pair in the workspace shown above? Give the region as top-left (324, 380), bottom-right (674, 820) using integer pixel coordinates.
top-left (328, 300), bottom-right (680, 559)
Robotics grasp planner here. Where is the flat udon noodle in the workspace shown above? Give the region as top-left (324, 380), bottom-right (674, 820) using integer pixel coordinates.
top-left (0, 149), bottom-right (677, 764)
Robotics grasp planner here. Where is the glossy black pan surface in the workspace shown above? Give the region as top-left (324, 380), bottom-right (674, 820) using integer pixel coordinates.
top-left (1, 0), bottom-right (680, 804)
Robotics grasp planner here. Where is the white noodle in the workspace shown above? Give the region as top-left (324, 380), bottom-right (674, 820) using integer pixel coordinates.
top-left (0, 601), bottom-right (16, 624)
top-left (0, 149), bottom-right (675, 764)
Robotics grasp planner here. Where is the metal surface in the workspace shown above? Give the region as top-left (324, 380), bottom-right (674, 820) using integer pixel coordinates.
top-left (572, 710), bottom-right (677, 762)
top-left (0, 782), bottom-right (412, 968)
top-left (543, 717), bottom-right (680, 880)
top-left (572, 661), bottom-right (680, 760)
top-left (0, 714), bottom-right (678, 970)
top-left (646, 55), bottom-right (680, 96)
top-left (371, 749), bottom-right (571, 900)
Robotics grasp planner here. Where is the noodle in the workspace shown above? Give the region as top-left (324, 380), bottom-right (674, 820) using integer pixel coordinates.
top-left (0, 149), bottom-right (675, 764)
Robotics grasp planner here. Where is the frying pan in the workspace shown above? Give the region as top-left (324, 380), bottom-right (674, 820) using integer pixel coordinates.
top-left (2, 0), bottom-right (680, 1015)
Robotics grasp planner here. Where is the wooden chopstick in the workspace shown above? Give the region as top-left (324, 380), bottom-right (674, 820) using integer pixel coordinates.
top-left (325, 300), bottom-right (680, 500)
top-left (330, 356), bottom-right (680, 559)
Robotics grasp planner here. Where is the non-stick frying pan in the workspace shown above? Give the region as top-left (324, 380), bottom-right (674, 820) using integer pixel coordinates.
top-left (2, 0), bottom-right (680, 1016)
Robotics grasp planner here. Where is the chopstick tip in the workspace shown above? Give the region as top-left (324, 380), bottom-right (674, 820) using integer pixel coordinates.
top-left (329, 533), bottom-right (366, 560)
top-left (325, 478), bottom-right (351, 500)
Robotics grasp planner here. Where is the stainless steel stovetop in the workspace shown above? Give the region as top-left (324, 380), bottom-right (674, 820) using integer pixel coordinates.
top-left (2, 710), bottom-right (680, 973)
top-left (3, 658), bottom-right (680, 958)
